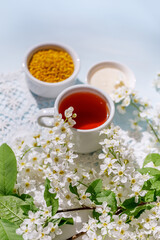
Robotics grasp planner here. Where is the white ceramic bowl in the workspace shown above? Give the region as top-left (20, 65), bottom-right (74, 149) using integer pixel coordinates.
top-left (23, 43), bottom-right (80, 98)
top-left (86, 61), bottom-right (136, 95)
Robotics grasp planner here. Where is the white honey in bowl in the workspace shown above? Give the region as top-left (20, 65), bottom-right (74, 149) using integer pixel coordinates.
top-left (87, 62), bottom-right (136, 96)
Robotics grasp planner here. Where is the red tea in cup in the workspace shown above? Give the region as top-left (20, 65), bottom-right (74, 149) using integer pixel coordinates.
top-left (58, 91), bottom-right (110, 130)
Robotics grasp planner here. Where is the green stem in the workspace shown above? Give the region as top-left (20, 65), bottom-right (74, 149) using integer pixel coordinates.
top-left (77, 181), bottom-right (89, 188)
top-left (109, 148), bottom-right (122, 165)
top-left (146, 119), bottom-right (160, 143)
top-left (131, 100), bottom-right (160, 143)
top-left (20, 145), bottom-right (41, 160)
top-left (108, 148), bottom-right (117, 159)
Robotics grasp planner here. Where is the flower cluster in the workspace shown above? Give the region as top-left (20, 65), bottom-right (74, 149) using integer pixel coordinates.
top-left (99, 124), bottom-right (149, 203)
top-left (16, 210), bottom-right (62, 240)
top-left (7, 79), bottom-right (160, 240)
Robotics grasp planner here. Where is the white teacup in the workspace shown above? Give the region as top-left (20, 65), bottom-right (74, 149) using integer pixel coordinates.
top-left (37, 84), bottom-right (115, 154)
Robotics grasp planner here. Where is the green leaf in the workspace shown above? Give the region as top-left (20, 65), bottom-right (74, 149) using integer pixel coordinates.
top-left (121, 197), bottom-right (139, 210)
top-left (142, 179), bottom-right (152, 190)
top-left (48, 217), bottom-right (74, 227)
top-left (19, 194), bottom-right (38, 215)
top-left (96, 190), bottom-right (117, 212)
top-left (44, 178), bottom-right (59, 216)
top-left (69, 183), bottom-right (79, 198)
top-left (0, 219), bottom-right (23, 240)
top-left (92, 209), bottom-right (101, 220)
top-left (138, 167), bottom-right (160, 176)
top-left (123, 204), bottom-right (154, 219)
top-left (142, 175), bottom-right (160, 193)
top-left (86, 179), bottom-right (102, 199)
top-left (0, 196), bottom-right (25, 225)
top-left (0, 144), bottom-right (17, 195)
top-left (58, 217), bottom-right (74, 226)
top-left (143, 190), bottom-right (156, 202)
top-left (149, 175), bottom-right (160, 191)
top-left (143, 153), bottom-right (160, 167)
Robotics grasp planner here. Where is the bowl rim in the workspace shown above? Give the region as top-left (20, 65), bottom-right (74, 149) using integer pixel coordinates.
top-left (23, 42), bottom-right (80, 86)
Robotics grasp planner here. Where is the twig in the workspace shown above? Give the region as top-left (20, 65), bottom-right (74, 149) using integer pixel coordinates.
top-left (66, 232), bottom-right (86, 240)
top-left (57, 206), bottom-right (94, 213)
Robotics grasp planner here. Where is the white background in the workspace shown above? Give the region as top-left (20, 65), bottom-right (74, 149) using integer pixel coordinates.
top-left (0, 0), bottom-right (160, 104)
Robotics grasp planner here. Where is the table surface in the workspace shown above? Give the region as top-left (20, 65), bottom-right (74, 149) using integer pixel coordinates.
top-left (0, 0), bottom-right (160, 105)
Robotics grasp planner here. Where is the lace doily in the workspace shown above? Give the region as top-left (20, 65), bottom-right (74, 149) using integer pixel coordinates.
top-left (0, 70), bottom-right (56, 144)
top-left (0, 69), bottom-right (153, 168)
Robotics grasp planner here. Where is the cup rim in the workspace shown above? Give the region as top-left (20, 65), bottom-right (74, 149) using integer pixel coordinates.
top-left (23, 42), bottom-right (80, 86)
top-left (54, 84), bottom-right (115, 133)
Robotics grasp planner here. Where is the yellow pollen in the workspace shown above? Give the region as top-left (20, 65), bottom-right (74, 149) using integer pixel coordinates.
top-left (55, 122), bottom-right (60, 127)
top-left (21, 162), bottom-right (25, 166)
top-left (67, 177), bottom-right (72, 182)
top-left (118, 220), bottom-right (122, 225)
top-left (124, 159), bottom-right (129, 164)
top-left (146, 218), bottom-right (150, 222)
top-left (41, 233), bottom-right (45, 237)
top-left (49, 130), bottom-right (53, 134)
top-left (32, 157), bottom-right (37, 161)
top-left (61, 127), bottom-right (66, 132)
top-left (108, 163), bottom-right (112, 168)
top-left (118, 193), bottom-right (122, 198)
top-left (34, 134), bottom-right (40, 139)
top-left (120, 229), bottom-right (125, 235)
top-left (118, 171), bottom-right (123, 176)
top-left (25, 229), bottom-right (28, 233)
top-left (53, 170), bottom-right (57, 174)
top-left (46, 140), bottom-right (50, 144)
top-left (33, 142), bottom-right (37, 147)
top-left (51, 227), bottom-right (55, 232)
top-left (82, 195), bottom-right (87, 199)
top-left (103, 222), bottom-right (107, 226)
top-left (135, 192), bottom-right (139, 196)
top-left (47, 154), bottom-right (50, 158)
top-left (113, 228), bottom-right (118, 231)
top-left (25, 182), bottom-right (30, 188)
top-left (131, 178), bottom-right (136, 184)
top-left (25, 168), bottom-right (30, 173)
top-left (87, 226), bottom-right (90, 230)
top-left (45, 210), bottom-right (49, 214)
top-left (59, 170), bottom-right (65, 175)
top-left (31, 218), bottom-right (35, 222)
top-left (65, 195), bottom-right (71, 199)
top-left (55, 187), bottom-right (59, 191)
top-left (54, 157), bottom-right (59, 162)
